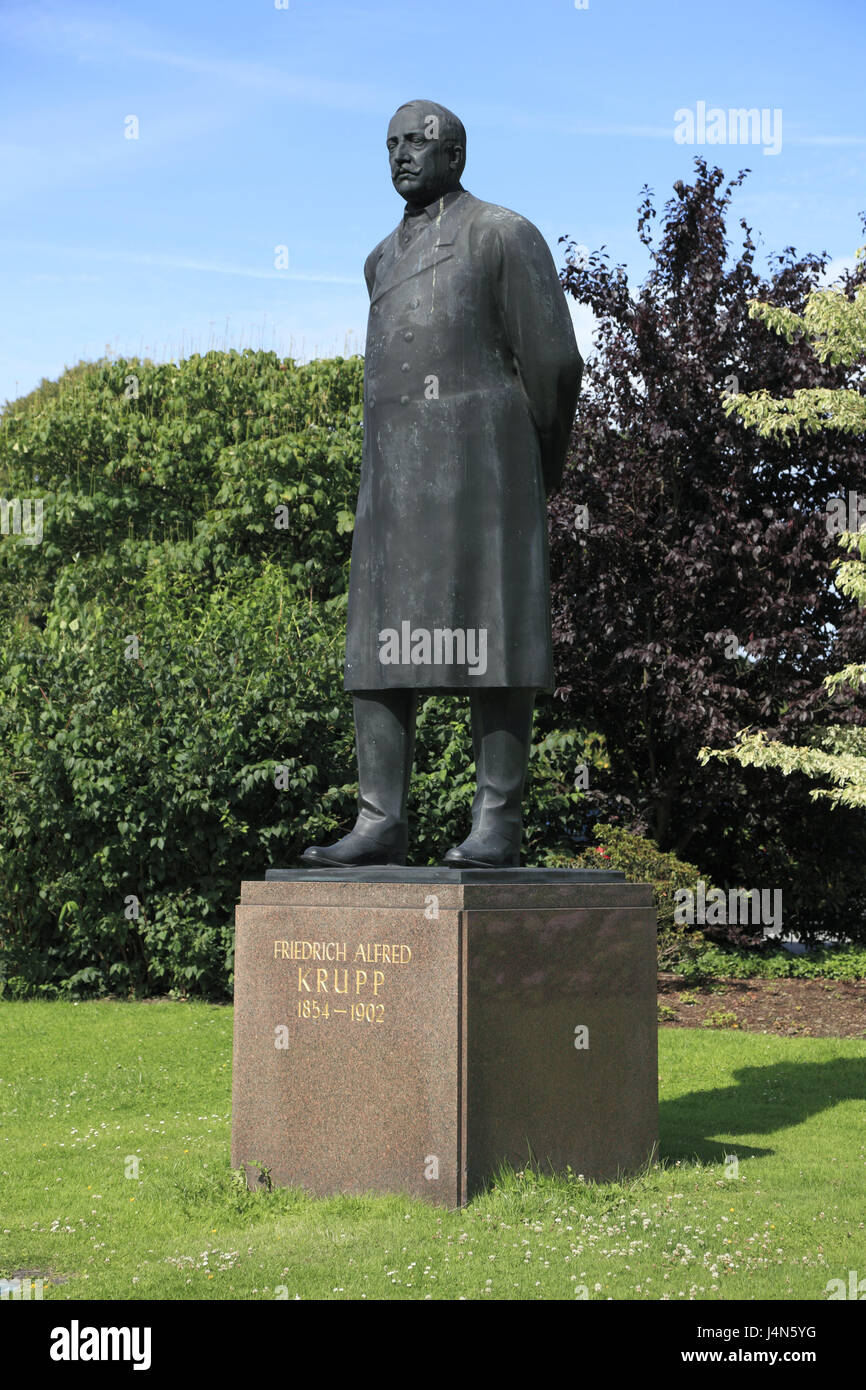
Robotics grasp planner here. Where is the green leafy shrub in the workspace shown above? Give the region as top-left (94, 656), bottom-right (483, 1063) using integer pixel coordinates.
top-left (0, 561), bottom-right (357, 998)
top-left (544, 824), bottom-right (711, 967)
top-left (670, 943), bottom-right (866, 982)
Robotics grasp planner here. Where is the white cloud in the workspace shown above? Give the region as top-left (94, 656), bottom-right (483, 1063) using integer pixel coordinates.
top-left (0, 239), bottom-right (359, 286)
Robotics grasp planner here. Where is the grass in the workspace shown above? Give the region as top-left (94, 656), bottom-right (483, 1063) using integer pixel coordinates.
top-left (1, 1001), bottom-right (864, 1301)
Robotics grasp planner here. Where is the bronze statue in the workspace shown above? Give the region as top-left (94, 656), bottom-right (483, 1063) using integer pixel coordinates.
top-left (302, 100), bottom-right (582, 868)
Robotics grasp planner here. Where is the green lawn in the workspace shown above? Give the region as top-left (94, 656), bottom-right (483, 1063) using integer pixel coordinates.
top-left (1, 1002), bottom-right (864, 1300)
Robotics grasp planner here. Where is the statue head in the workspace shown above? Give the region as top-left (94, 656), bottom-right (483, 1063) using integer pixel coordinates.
top-left (387, 101), bottom-right (466, 207)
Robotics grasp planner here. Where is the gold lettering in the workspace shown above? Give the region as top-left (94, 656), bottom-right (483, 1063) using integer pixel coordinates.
top-left (282, 940), bottom-right (349, 962)
top-left (333, 943), bottom-right (414, 969)
top-left (355, 969), bottom-right (367, 994)
top-left (298, 967), bottom-right (311, 993)
top-left (316, 968), bottom-right (329, 993)
top-left (373, 970), bottom-right (385, 995)
top-left (334, 969), bottom-right (348, 994)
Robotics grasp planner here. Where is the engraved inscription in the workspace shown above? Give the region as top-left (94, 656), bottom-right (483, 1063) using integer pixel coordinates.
top-left (275, 939), bottom-right (413, 1024)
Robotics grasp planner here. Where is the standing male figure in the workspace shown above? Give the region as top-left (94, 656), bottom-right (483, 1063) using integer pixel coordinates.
top-left (302, 100), bottom-right (583, 868)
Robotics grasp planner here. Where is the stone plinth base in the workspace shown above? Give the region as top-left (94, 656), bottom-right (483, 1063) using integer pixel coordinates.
top-left (231, 870), bottom-right (657, 1206)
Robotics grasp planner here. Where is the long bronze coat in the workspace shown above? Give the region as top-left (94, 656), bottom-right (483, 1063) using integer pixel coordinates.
top-left (344, 187), bottom-right (582, 691)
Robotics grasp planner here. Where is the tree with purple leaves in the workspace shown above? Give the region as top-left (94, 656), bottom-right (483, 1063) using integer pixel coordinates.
top-left (550, 160), bottom-right (866, 941)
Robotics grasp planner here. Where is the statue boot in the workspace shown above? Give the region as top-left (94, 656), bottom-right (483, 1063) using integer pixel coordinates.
top-left (443, 688), bottom-right (535, 869)
top-left (302, 691), bottom-right (417, 867)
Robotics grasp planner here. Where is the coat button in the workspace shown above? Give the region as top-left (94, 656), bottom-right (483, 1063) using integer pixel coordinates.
top-left (403, 330), bottom-right (414, 341)
top-left (400, 394), bottom-right (410, 405)
top-left (401, 362), bottom-right (410, 372)
top-left (369, 396), bottom-right (376, 408)
top-left (370, 305), bottom-right (378, 315)
top-left (409, 298), bottom-right (420, 309)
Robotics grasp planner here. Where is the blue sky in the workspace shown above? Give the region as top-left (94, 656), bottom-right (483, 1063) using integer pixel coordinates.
top-left (1, 0), bottom-right (864, 407)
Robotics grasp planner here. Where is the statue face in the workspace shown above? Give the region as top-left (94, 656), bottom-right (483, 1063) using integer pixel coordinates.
top-left (386, 105), bottom-right (462, 205)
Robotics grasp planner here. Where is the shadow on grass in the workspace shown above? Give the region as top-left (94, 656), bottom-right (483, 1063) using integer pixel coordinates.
top-left (660, 1057), bottom-right (866, 1165)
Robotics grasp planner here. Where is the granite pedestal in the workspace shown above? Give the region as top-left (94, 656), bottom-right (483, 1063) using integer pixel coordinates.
top-left (231, 869), bottom-right (658, 1206)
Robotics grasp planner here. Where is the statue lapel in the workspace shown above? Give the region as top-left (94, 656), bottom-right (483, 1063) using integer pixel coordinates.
top-left (369, 192), bottom-right (469, 307)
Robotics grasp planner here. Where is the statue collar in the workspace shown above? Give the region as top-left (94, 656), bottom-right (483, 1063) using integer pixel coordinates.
top-left (401, 186), bottom-right (466, 222)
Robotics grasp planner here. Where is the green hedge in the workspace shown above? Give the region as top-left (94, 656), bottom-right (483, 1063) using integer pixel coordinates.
top-left (0, 560), bottom-right (604, 998)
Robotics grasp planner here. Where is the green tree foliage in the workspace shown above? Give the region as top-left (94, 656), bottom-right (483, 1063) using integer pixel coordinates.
top-left (0, 350), bottom-right (364, 629)
top-left (724, 253), bottom-right (866, 438)
top-left (703, 254), bottom-right (866, 811)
